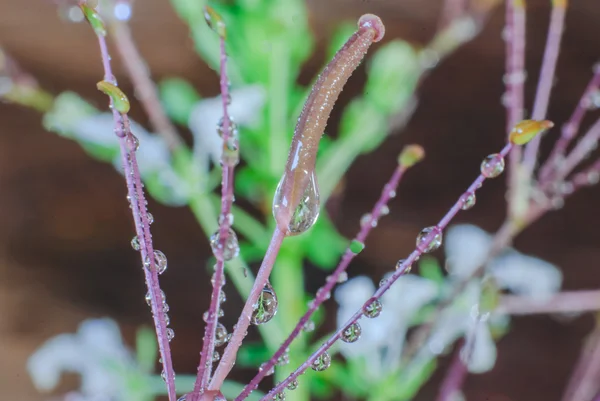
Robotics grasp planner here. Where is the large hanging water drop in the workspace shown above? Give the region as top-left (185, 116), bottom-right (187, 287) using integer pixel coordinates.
top-left (144, 250), bottom-right (168, 274)
top-left (311, 352), bottom-right (331, 371)
top-left (273, 170), bottom-right (320, 236)
top-left (363, 299), bottom-right (382, 318)
top-left (210, 228), bottom-right (240, 261)
top-left (251, 281), bottom-right (278, 325)
top-left (215, 323), bottom-right (228, 347)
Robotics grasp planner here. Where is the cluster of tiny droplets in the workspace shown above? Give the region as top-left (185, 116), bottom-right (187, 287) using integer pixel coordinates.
top-left (125, 132), bottom-right (175, 382)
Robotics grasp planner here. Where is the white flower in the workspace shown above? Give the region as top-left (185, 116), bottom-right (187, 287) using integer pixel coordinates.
top-left (188, 85), bottom-right (266, 167)
top-left (335, 274), bottom-right (439, 378)
top-left (425, 224), bottom-right (563, 373)
top-left (27, 318), bottom-right (134, 399)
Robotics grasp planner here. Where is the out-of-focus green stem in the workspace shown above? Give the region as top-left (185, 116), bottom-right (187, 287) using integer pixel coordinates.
top-left (268, 39), bottom-right (291, 176)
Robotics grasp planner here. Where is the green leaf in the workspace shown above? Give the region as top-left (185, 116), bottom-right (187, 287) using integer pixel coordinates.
top-left (236, 342), bottom-right (271, 367)
top-left (302, 214), bottom-right (348, 269)
top-left (222, 380), bottom-right (264, 401)
top-left (418, 256), bottom-right (445, 285)
top-left (158, 78), bottom-right (201, 125)
top-left (136, 326), bottom-right (158, 373)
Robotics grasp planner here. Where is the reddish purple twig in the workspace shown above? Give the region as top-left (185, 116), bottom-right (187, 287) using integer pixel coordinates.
top-left (88, 15), bottom-right (177, 401)
top-left (261, 144), bottom-right (513, 400)
top-left (499, 290), bottom-right (600, 315)
top-left (192, 35), bottom-right (237, 399)
top-left (562, 322), bottom-right (600, 401)
top-left (521, 0), bottom-right (567, 179)
top-left (435, 340), bottom-right (470, 401)
top-left (538, 66), bottom-right (600, 182)
top-left (236, 160), bottom-right (412, 401)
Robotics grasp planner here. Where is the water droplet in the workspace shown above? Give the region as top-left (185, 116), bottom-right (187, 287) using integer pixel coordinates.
top-left (337, 272), bottom-right (348, 283)
top-left (164, 313), bottom-right (170, 326)
top-left (311, 352), bottom-right (331, 371)
top-left (480, 154), bottom-right (505, 178)
top-left (251, 282), bottom-right (278, 325)
top-left (395, 258), bottom-right (412, 272)
top-left (219, 289), bottom-right (227, 303)
top-left (360, 213), bottom-right (372, 227)
top-left (303, 320), bottom-right (315, 332)
top-left (461, 193), bottom-right (476, 210)
top-left (210, 228), bottom-right (240, 261)
top-left (380, 205), bottom-right (390, 216)
top-left (163, 302), bottom-right (170, 313)
top-left (287, 379), bottom-right (299, 390)
top-left (277, 350), bottom-right (290, 366)
top-left (388, 189), bottom-right (397, 198)
top-left (588, 171), bottom-right (600, 185)
top-left (379, 277), bottom-right (388, 287)
top-left (203, 311), bottom-right (210, 322)
top-left (217, 116), bottom-right (238, 138)
top-left (177, 395), bottom-right (188, 401)
top-left (416, 226), bottom-right (442, 253)
top-left (126, 133), bottom-right (139, 152)
top-left (146, 250), bottom-right (168, 274)
top-left (341, 323), bottom-right (361, 343)
top-left (147, 212), bottom-right (154, 225)
top-left (274, 391), bottom-right (286, 401)
top-left (166, 328), bottom-right (175, 342)
top-left (212, 351), bottom-right (220, 362)
top-left (259, 363), bottom-right (275, 376)
top-left (273, 171), bottom-right (321, 236)
top-left (161, 369), bottom-right (167, 382)
top-left (215, 323), bottom-right (228, 347)
top-left (218, 212), bottom-right (234, 226)
top-left (131, 236), bottom-right (140, 251)
top-left (363, 299), bottom-right (382, 318)
top-left (145, 291), bottom-right (152, 306)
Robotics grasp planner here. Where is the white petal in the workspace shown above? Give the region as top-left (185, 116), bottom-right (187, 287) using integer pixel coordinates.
top-left (382, 274), bottom-right (439, 319)
top-left (465, 323), bottom-right (497, 373)
top-left (27, 334), bottom-right (83, 391)
top-left (445, 225), bottom-right (493, 278)
top-left (489, 251), bottom-right (562, 299)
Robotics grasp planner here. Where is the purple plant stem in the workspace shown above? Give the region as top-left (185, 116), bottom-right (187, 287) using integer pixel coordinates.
top-left (561, 323), bottom-right (600, 401)
top-left (498, 290), bottom-right (600, 315)
top-left (235, 164), bottom-right (408, 401)
top-left (504, 0), bottom-right (526, 214)
top-left (209, 226), bottom-right (286, 391)
top-left (538, 66), bottom-right (600, 183)
top-left (95, 35), bottom-right (177, 400)
top-left (521, 0), bottom-right (566, 180)
top-left (437, 0), bottom-right (468, 32)
top-left (192, 37), bottom-right (236, 399)
top-left (260, 144), bottom-right (513, 400)
top-left (435, 339), bottom-right (471, 401)
top-left (569, 159), bottom-right (600, 191)
top-left (109, 15), bottom-right (183, 151)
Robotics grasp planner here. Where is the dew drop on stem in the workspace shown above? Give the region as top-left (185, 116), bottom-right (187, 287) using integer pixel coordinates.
top-left (210, 228), bottom-right (240, 261)
top-left (416, 226), bottom-right (442, 253)
top-left (287, 380), bottom-right (299, 390)
top-left (461, 193), bottom-right (476, 210)
top-left (363, 298), bottom-right (383, 318)
top-left (311, 351), bottom-right (331, 371)
top-left (251, 281), bottom-right (278, 325)
top-left (341, 323), bottom-right (362, 343)
top-left (131, 236), bottom-right (140, 251)
top-left (166, 328), bottom-right (175, 342)
top-left (273, 170), bottom-right (320, 236)
top-left (215, 323), bottom-right (228, 347)
top-left (480, 154), bottom-right (505, 178)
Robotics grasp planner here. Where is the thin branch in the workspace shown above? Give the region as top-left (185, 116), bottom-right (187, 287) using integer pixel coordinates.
top-left (192, 32), bottom-right (237, 399)
top-left (80, 5), bottom-right (176, 400)
top-left (498, 290), bottom-right (600, 315)
top-left (561, 321), bottom-right (600, 401)
top-left (107, 9), bottom-right (184, 151)
top-left (521, 0), bottom-right (567, 180)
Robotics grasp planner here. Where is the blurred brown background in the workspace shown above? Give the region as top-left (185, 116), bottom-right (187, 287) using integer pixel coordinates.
top-left (1, 0), bottom-right (600, 400)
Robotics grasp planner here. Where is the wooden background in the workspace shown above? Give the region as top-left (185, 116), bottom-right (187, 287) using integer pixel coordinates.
top-left (1, 0), bottom-right (600, 400)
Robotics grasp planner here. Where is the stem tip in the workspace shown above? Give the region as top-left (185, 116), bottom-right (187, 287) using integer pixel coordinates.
top-left (358, 14), bottom-right (385, 42)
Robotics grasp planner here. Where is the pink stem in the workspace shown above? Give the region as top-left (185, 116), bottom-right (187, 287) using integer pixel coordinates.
top-left (209, 226), bottom-right (286, 391)
top-left (538, 66), bottom-right (600, 182)
top-left (96, 36), bottom-right (177, 400)
top-left (192, 37), bottom-right (236, 399)
top-left (498, 290), bottom-right (600, 315)
top-left (236, 165), bottom-right (408, 401)
top-left (505, 0), bottom-right (526, 214)
top-left (521, 1), bottom-right (566, 180)
top-left (569, 158), bottom-right (600, 192)
top-left (561, 324), bottom-right (600, 401)
top-left (435, 341), bottom-right (469, 401)
top-left (437, 0), bottom-right (468, 32)
top-left (109, 17), bottom-right (183, 150)
top-left (260, 144), bottom-right (513, 400)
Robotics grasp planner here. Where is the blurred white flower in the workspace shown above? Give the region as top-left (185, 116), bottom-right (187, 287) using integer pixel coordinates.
top-left (335, 274), bottom-right (439, 378)
top-left (424, 223), bottom-right (563, 373)
top-left (28, 318), bottom-right (134, 399)
top-left (188, 85), bottom-right (265, 167)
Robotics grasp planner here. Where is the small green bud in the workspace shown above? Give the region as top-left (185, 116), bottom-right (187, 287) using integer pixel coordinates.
top-left (204, 6), bottom-right (227, 39)
top-left (96, 81), bottom-right (130, 113)
top-left (479, 276), bottom-right (501, 314)
top-left (398, 144), bottom-right (425, 167)
top-left (349, 240), bottom-right (365, 254)
top-left (80, 4), bottom-right (107, 37)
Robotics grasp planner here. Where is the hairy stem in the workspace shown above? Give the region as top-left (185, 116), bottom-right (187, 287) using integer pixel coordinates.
top-left (85, 12), bottom-right (177, 400)
top-left (236, 162), bottom-right (410, 400)
top-left (193, 35), bottom-right (238, 398)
